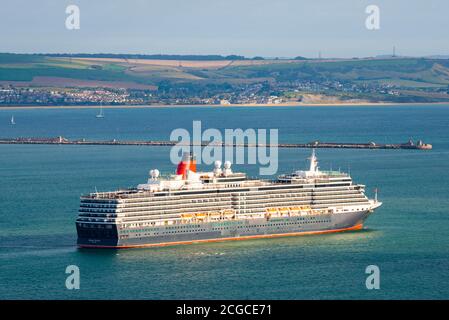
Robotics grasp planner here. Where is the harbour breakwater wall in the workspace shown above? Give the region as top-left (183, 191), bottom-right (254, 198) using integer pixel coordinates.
top-left (0, 137), bottom-right (433, 150)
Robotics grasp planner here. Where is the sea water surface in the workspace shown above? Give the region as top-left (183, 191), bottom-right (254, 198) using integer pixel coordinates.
top-left (0, 105), bottom-right (449, 299)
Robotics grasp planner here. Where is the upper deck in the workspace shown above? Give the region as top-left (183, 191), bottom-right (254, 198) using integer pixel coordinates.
top-left (80, 150), bottom-right (355, 201)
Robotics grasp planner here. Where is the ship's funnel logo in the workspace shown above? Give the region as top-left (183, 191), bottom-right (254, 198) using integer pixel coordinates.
top-left (176, 152), bottom-right (197, 178)
top-left (170, 120), bottom-right (278, 175)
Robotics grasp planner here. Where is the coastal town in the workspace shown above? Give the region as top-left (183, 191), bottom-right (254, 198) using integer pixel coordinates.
top-left (0, 79), bottom-right (435, 106)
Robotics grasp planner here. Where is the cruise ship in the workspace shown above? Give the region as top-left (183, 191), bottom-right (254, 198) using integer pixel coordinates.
top-left (76, 151), bottom-right (382, 248)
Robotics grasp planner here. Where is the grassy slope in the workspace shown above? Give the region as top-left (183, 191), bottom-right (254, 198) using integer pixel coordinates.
top-left (219, 58), bottom-right (449, 84)
top-left (0, 55), bottom-right (147, 83)
top-left (1, 54), bottom-right (449, 96)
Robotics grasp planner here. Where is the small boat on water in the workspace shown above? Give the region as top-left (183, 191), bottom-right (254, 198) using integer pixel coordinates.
top-left (10, 116), bottom-right (15, 125)
top-left (96, 106), bottom-right (105, 118)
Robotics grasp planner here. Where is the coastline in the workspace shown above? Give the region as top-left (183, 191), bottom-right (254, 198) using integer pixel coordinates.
top-left (1, 101), bottom-right (449, 110)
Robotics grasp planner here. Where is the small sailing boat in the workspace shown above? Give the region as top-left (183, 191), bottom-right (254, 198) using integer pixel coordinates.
top-left (10, 115), bottom-right (15, 125)
top-left (96, 106), bottom-right (104, 118)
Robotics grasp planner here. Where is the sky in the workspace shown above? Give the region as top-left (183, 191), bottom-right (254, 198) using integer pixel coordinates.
top-left (1, 0), bottom-right (448, 58)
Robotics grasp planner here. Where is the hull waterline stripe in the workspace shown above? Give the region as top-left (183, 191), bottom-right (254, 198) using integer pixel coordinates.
top-left (78, 224), bottom-right (364, 249)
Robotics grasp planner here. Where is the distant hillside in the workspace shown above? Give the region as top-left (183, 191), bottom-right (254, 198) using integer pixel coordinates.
top-left (18, 53), bottom-right (251, 61)
top-left (1, 53), bottom-right (449, 104)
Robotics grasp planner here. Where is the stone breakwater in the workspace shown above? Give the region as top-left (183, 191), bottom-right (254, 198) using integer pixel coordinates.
top-left (0, 136), bottom-right (433, 150)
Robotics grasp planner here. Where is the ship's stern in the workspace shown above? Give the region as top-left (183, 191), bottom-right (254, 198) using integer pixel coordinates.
top-left (76, 222), bottom-right (119, 248)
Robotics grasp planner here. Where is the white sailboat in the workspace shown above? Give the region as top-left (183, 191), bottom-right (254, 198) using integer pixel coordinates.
top-left (96, 106), bottom-right (104, 118)
top-left (10, 115), bottom-right (15, 125)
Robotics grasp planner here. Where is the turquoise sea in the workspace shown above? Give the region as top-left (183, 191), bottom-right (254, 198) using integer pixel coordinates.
top-left (0, 105), bottom-right (449, 299)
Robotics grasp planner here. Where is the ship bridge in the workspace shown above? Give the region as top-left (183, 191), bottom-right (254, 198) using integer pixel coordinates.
top-left (277, 149), bottom-right (350, 182)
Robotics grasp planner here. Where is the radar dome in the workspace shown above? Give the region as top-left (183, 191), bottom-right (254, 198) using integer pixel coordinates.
top-left (149, 169), bottom-right (160, 179)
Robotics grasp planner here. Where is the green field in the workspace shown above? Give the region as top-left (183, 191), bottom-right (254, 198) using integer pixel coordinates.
top-left (2, 53), bottom-right (449, 86)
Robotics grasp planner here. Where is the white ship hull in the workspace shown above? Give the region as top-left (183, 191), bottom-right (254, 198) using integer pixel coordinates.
top-left (77, 206), bottom-right (378, 248)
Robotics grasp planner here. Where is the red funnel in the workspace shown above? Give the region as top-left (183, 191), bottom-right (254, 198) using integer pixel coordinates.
top-left (176, 153), bottom-right (196, 178)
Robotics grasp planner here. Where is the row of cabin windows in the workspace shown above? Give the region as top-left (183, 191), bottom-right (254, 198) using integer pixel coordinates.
top-left (121, 215), bottom-right (333, 230)
top-left (121, 218), bottom-right (332, 235)
top-left (79, 223), bottom-right (113, 229)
